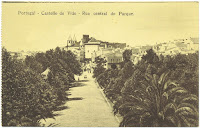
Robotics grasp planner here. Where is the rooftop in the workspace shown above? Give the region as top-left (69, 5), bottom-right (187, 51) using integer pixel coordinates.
top-left (175, 42), bottom-right (187, 48)
top-left (104, 52), bottom-right (122, 58)
top-left (85, 41), bottom-right (101, 45)
top-left (89, 37), bottom-right (102, 42)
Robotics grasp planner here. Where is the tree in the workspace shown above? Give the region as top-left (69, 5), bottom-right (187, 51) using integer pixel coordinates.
top-left (119, 61), bottom-right (134, 80)
top-left (25, 55), bottom-right (44, 73)
top-left (142, 49), bottom-right (159, 65)
top-left (93, 56), bottom-right (106, 78)
top-left (111, 64), bottom-right (117, 69)
top-left (34, 52), bottom-right (48, 71)
top-left (169, 53), bottom-right (199, 96)
top-left (118, 72), bottom-right (198, 127)
top-left (123, 49), bottom-right (132, 62)
top-left (121, 49), bottom-right (132, 68)
top-left (94, 48), bottom-right (199, 127)
top-left (2, 48), bottom-right (56, 126)
top-left (3, 47), bottom-right (83, 126)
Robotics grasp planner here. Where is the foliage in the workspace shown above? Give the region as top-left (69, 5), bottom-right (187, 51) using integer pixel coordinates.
top-left (2, 48), bottom-right (54, 126)
top-left (2, 47), bottom-right (82, 126)
top-left (122, 49), bottom-right (132, 62)
top-left (111, 64), bottom-right (117, 69)
top-left (93, 56), bottom-right (106, 78)
top-left (142, 48), bottom-right (159, 65)
top-left (25, 55), bottom-right (44, 73)
top-left (95, 48), bottom-right (199, 127)
top-left (169, 53), bottom-right (199, 96)
top-left (119, 61), bottom-right (134, 80)
top-left (121, 49), bottom-right (132, 68)
top-left (118, 72), bottom-right (198, 127)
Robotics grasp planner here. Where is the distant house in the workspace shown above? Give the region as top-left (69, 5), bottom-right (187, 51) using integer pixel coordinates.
top-left (153, 37), bottom-right (199, 56)
top-left (41, 68), bottom-right (50, 79)
top-left (190, 37), bottom-right (199, 51)
top-left (131, 53), bottom-right (142, 65)
top-left (78, 35), bottom-right (127, 62)
top-left (132, 47), bottom-right (140, 55)
top-left (107, 42), bottom-right (126, 49)
top-left (84, 38), bottom-right (101, 59)
top-left (103, 52), bottom-right (123, 69)
top-left (175, 41), bottom-right (187, 51)
top-left (100, 42), bottom-right (108, 49)
top-left (100, 48), bottom-right (113, 56)
top-left (140, 45), bottom-right (152, 55)
top-left (164, 47), bottom-right (180, 56)
top-left (90, 48), bottom-right (113, 62)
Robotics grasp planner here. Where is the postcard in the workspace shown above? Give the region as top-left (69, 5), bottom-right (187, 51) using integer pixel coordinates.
top-left (1, 1), bottom-right (199, 127)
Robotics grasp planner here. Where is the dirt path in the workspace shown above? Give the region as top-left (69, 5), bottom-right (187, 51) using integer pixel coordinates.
top-left (40, 73), bottom-right (119, 127)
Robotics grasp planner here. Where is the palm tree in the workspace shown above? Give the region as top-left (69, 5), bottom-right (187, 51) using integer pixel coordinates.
top-left (117, 72), bottom-right (198, 127)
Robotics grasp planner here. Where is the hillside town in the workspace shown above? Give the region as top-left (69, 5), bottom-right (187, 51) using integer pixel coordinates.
top-left (62, 34), bottom-right (199, 71)
top-left (4, 35), bottom-right (199, 127)
top-left (9, 34), bottom-right (199, 75)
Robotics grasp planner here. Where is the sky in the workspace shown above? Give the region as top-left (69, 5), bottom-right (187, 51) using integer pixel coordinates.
top-left (2, 2), bottom-right (199, 52)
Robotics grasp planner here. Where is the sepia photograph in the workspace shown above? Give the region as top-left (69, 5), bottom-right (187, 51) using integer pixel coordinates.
top-left (1, 1), bottom-right (199, 127)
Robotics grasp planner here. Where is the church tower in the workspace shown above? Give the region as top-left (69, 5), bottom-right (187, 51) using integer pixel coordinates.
top-left (67, 35), bottom-right (77, 47)
top-left (67, 35), bottom-right (73, 46)
top-left (73, 34), bottom-right (77, 44)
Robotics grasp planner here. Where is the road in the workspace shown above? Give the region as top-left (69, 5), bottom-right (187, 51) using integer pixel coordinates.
top-left (40, 73), bottom-right (119, 127)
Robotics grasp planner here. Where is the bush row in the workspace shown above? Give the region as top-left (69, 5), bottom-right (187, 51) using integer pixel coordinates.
top-left (94, 49), bottom-right (199, 127)
top-left (2, 47), bottom-right (82, 126)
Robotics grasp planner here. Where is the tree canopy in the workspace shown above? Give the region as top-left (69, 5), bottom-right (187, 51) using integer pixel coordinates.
top-left (94, 48), bottom-right (199, 127)
top-left (2, 47), bottom-right (82, 126)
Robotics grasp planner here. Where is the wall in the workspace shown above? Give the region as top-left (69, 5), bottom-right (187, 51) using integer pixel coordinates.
top-left (85, 45), bottom-right (99, 59)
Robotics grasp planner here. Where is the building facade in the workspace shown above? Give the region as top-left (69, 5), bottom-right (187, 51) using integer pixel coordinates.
top-left (84, 42), bottom-right (100, 59)
top-left (102, 52), bottom-right (123, 69)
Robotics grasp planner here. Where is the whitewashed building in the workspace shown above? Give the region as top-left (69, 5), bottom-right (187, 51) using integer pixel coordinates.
top-left (84, 39), bottom-right (100, 59)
